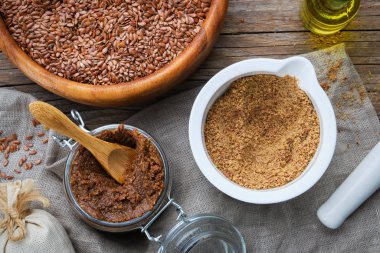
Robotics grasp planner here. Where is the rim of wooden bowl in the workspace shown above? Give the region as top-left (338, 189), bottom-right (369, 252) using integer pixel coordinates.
top-left (0, 1), bottom-right (228, 107)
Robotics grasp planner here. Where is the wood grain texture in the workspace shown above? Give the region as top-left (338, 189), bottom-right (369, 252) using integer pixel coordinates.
top-left (0, 0), bottom-right (379, 128)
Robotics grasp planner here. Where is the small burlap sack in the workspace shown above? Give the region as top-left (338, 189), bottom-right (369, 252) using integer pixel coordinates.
top-left (0, 179), bottom-right (74, 253)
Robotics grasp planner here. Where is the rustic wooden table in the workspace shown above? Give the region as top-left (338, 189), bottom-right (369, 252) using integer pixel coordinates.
top-left (1, 0), bottom-right (379, 129)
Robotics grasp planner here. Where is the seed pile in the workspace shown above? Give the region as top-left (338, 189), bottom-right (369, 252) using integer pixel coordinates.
top-left (205, 75), bottom-right (320, 189)
top-left (0, 119), bottom-right (48, 180)
top-left (0, 0), bottom-right (211, 85)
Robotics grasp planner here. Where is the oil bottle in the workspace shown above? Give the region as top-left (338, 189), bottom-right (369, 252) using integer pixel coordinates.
top-left (301, 0), bottom-right (361, 35)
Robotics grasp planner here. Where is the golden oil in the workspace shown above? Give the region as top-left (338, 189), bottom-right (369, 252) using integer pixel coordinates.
top-left (301, 0), bottom-right (360, 35)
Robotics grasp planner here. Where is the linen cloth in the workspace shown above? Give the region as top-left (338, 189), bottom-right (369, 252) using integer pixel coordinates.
top-left (1, 44), bottom-right (379, 252)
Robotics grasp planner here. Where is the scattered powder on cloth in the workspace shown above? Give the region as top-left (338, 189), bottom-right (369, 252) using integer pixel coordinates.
top-left (327, 60), bottom-right (343, 82)
top-left (204, 74), bottom-right (320, 189)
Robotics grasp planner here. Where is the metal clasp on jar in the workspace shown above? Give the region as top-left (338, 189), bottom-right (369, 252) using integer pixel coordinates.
top-left (141, 197), bottom-right (187, 244)
top-left (52, 110), bottom-right (89, 150)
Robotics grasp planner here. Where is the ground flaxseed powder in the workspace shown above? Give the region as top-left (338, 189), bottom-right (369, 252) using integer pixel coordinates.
top-left (204, 74), bottom-right (320, 189)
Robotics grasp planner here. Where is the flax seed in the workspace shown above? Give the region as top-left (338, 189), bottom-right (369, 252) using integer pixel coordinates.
top-left (29, 150), bottom-right (37, 155)
top-left (32, 119), bottom-right (41, 127)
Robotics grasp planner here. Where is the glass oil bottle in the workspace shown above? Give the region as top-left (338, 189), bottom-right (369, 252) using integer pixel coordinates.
top-left (301, 0), bottom-right (361, 35)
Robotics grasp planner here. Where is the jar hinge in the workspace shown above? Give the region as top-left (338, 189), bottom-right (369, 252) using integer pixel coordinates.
top-left (141, 198), bottom-right (187, 244)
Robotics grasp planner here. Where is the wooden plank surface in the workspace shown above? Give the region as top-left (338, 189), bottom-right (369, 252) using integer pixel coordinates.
top-left (0, 0), bottom-right (379, 129)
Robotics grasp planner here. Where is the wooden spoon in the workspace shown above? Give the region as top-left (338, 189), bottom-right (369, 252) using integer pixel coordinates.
top-left (29, 101), bottom-right (136, 184)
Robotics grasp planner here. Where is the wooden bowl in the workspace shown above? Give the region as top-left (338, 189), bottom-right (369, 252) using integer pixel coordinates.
top-left (0, 1), bottom-right (228, 107)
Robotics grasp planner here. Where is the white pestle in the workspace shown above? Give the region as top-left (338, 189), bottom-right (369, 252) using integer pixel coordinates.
top-left (317, 140), bottom-right (380, 229)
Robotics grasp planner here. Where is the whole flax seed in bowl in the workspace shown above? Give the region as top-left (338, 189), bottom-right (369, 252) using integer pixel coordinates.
top-left (0, 0), bottom-right (211, 85)
top-left (204, 74), bottom-right (320, 190)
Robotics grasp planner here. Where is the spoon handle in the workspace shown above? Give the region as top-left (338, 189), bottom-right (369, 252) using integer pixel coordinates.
top-left (29, 101), bottom-right (101, 149)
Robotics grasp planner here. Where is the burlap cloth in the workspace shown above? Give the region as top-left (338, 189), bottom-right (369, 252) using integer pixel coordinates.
top-left (1, 44), bottom-right (380, 252)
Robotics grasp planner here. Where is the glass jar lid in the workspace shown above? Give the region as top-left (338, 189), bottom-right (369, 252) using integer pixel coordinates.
top-left (158, 214), bottom-right (246, 253)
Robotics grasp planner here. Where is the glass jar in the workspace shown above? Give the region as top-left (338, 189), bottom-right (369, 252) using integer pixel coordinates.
top-left (54, 110), bottom-right (246, 253)
top-left (301, 0), bottom-right (361, 35)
